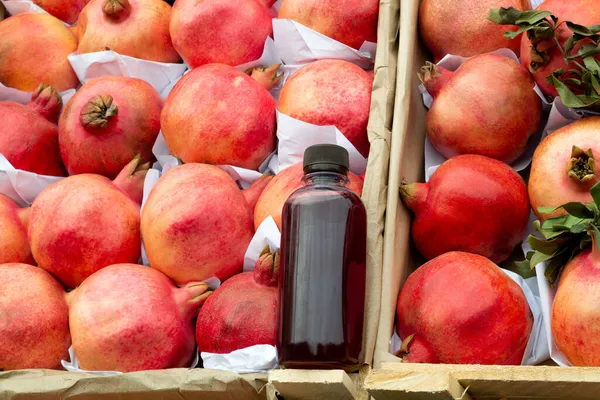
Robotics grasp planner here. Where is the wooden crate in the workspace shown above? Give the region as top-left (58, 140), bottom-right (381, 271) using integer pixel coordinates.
top-left (365, 0), bottom-right (600, 398)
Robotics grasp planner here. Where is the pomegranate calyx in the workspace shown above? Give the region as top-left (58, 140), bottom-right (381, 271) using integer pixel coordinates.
top-left (417, 62), bottom-right (452, 99)
top-left (245, 64), bottom-right (283, 91)
top-left (28, 83), bottom-right (62, 123)
top-left (399, 181), bottom-right (428, 213)
top-left (393, 333), bottom-right (414, 359)
top-left (112, 155), bottom-right (150, 204)
top-left (254, 245), bottom-right (280, 287)
top-left (567, 146), bottom-right (596, 183)
top-left (80, 95), bottom-right (118, 130)
top-left (176, 282), bottom-right (212, 319)
top-left (103, 0), bottom-right (131, 18)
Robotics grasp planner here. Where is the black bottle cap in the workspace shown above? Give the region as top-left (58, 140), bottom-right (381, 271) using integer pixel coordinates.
top-left (303, 144), bottom-right (349, 175)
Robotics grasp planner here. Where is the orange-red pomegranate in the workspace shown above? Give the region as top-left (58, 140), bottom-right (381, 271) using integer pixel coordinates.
top-left (520, 0), bottom-right (600, 97)
top-left (161, 64), bottom-right (277, 170)
top-left (31, 0), bottom-right (90, 24)
top-left (0, 196), bottom-right (32, 265)
top-left (170, 0), bottom-right (272, 68)
top-left (0, 13), bottom-right (78, 92)
top-left (196, 246), bottom-right (278, 353)
top-left (278, 0), bottom-right (378, 49)
top-left (422, 54), bottom-right (541, 164)
top-left (69, 264), bottom-right (211, 372)
top-left (141, 163), bottom-right (254, 284)
top-left (552, 245), bottom-right (600, 366)
top-left (254, 162), bottom-right (363, 230)
top-left (243, 173), bottom-right (274, 219)
top-left (0, 84), bottom-right (66, 176)
top-left (397, 252), bottom-right (533, 365)
top-left (278, 60), bottom-right (373, 158)
top-left (0, 263), bottom-right (70, 370)
top-left (401, 155), bottom-right (530, 263)
top-left (529, 117), bottom-right (600, 220)
top-left (59, 76), bottom-right (162, 179)
top-left (420, 0), bottom-right (530, 62)
top-left (77, 0), bottom-right (180, 63)
top-left (29, 157), bottom-right (148, 289)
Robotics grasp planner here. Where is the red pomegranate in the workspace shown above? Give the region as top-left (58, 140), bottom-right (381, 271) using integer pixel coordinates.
top-left (0, 196), bottom-right (32, 265)
top-left (254, 162), bottom-right (363, 230)
top-left (59, 76), bottom-right (162, 179)
top-left (31, 0), bottom-right (90, 24)
top-left (141, 163), bottom-right (254, 284)
top-left (0, 263), bottom-right (70, 370)
top-left (552, 244), bottom-right (600, 366)
top-left (77, 0), bottom-right (180, 63)
top-left (0, 13), bottom-right (78, 92)
top-left (196, 246), bottom-right (278, 353)
top-left (161, 64), bottom-right (278, 170)
top-left (401, 155), bottom-right (530, 263)
top-left (397, 252), bottom-right (533, 365)
top-left (529, 117), bottom-right (600, 220)
top-left (28, 157), bottom-right (148, 289)
top-left (278, 60), bottom-right (373, 158)
top-left (69, 264), bottom-right (211, 372)
top-left (0, 84), bottom-right (66, 176)
top-left (420, 0), bottom-right (530, 62)
top-left (421, 54), bottom-right (541, 164)
top-left (520, 0), bottom-right (600, 97)
top-left (170, 0), bottom-right (272, 68)
top-left (278, 0), bottom-right (378, 49)
top-left (243, 173), bottom-right (274, 218)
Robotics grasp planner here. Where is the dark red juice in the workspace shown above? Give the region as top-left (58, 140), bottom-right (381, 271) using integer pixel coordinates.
top-left (277, 174), bottom-right (367, 372)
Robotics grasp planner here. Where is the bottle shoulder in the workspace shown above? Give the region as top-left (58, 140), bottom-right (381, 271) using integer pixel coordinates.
top-left (285, 184), bottom-right (365, 209)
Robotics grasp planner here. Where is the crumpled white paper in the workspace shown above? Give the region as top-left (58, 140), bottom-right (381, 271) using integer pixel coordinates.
top-left (68, 51), bottom-right (187, 99)
top-left (0, 0), bottom-right (52, 20)
top-left (273, 19), bottom-right (376, 69)
top-left (531, 0), bottom-right (545, 8)
top-left (201, 216), bottom-right (281, 373)
top-left (0, 155), bottom-right (63, 206)
top-left (62, 346), bottom-right (201, 374)
top-left (276, 111), bottom-right (367, 175)
top-left (389, 267), bottom-right (548, 365)
top-left (0, 82), bottom-right (76, 105)
top-left (419, 48), bottom-right (549, 181)
top-left (236, 38), bottom-right (285, 99)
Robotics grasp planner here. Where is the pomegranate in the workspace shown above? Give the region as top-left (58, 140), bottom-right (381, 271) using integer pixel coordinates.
top-left (30, 0), bottom-right (90, 24)
top-left (0, 13), bottom-right (78, 92)
top-left (243, 173), bottom-right (274, 218)
top-left (161, 64), bottom-right (278, 170)
top-left (529, 117), bottom-right (600, 220)
top-left (520, 0), bottom-right (600, 97)
top-left (0, 263), bottom-right (70, 370)
top-left (141, 163), bottom-right (254, 284)
top-left (254, 162), bottom-right (363, 230)
top-left (278, 0), bottom-right (378, 50)
top-left (77, 0), bottom-right (180, 63)
top-left (59, 76), bottom-right (162, 179)
top-left (69, 264), bottom-right (210, 372)
top-left (552, 244), bottom-right (600, 366)
top-left (396, 252), bottom-right (533, 365)
top-left (419, 0), bottom-right (529, 62)
top-left (0, 84), bottom-right (67, 176)
top-left (28, 157), bottom-right (148, 289)
top-left (196, 246), bottom-right (278, 353)
top-left (278, 60), bottom-right (373, 158)
top-left (170, 0), bottom-right (272, 68)
top-left (0, 196), bottom-right (32, 265)
top-left (401, 155), bottom-right (530, 263)
top-left (421, 54), bottom-right (541, 164)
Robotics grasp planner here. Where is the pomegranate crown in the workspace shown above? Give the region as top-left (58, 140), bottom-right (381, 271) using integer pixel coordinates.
top-left (80, 94), bottom-right (118, 130)
top-left (28, 83), bottom-right (62, 123)
top-left (103, 0), bottom-right (131, 18)
top-left (245, 64), bottom-right (283, 91)
top-left (254, 245), bottom-right (280, 287)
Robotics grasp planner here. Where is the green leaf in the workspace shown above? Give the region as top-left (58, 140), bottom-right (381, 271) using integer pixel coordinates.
top-left (571, 223), bottom-right (590, 234)
top-left (530, 250), bottom-right (556, 269)
top-left (566, 43), bottom-right (600, 61)
top-left (547, 73), bottom-right (600, 108)
top-left (517, 10), bottom-right (554, 25)
top-left (591, 181), bottom-right (600, 206)
top-left (544, 256), bottom-right (567, 284)
top-left (509, 259), bottom-right (537, 278)
top-left (561, 202), bottom-right (595, 218)
top-left (488, 7), bottom-right (524, 25)
top-left (566, 21), bottom-right (600, 37)
top-left (529, 235), bottom-right (570, 254)
top-left (590, 225), bottom-right (600, 252)
top-left (537, 206), bottom-right (558, 214)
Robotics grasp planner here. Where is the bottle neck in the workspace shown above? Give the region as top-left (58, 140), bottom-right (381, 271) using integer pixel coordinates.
top-left (302, 171), bottom-right (349, 186)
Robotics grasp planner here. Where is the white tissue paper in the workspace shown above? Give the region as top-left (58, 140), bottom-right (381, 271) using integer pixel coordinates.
top-left (419, 48), bottom-right (549, 181)
top-left (68, 51), bottom-right (187, 99)
top-left (0, 0), bottom-right (50, 19)
top-left (276, 111), bottom-right (367, 175)
top-left (201, 216), bottom-right (281, 373)
top-left (389, 268), bottom-right (549, 365)
top-left (272, 19), bottom-right (376, 69)
top-left (531, 0), bottom-right (545, 8)
top-left (236, 38), bottom-right (284, 99)
top-left (61, 346), bottom-right (200, 374)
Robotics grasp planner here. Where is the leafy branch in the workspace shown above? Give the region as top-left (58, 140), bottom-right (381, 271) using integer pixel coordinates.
top-left (521, 180), bottom-right (600, 284)
top-left (489, 7), bottom-right (600, 109)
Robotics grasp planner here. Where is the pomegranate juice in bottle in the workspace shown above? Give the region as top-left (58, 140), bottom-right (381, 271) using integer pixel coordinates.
top-left (277, 144), bottom-right (367, 371)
